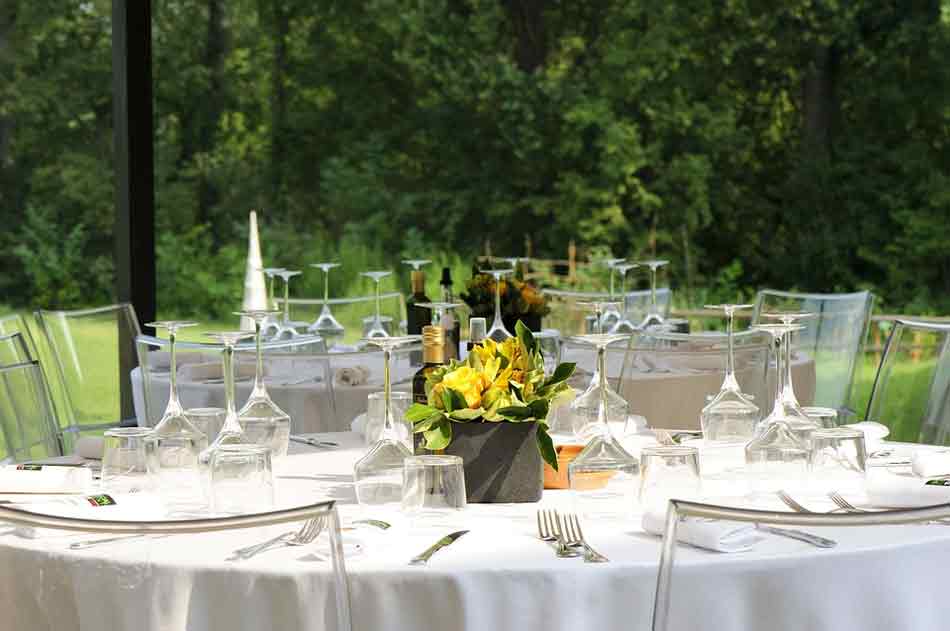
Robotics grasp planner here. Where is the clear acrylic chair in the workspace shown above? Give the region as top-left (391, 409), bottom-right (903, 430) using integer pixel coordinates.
top-left (651, 498), bottom-right (950, 631)
top-left (865, 319), bottom-right (950, 445)
top-left (622, 330), bottom-right (772, 431)
top-left (0, 360), bottom-right (63, 463)
top-left (543, 287), bottom-right (672, 335)
top-left (35, 304), bottom-right (143, 451)
top-left (0, 332), bottom-right (35, 366)
top-left (0, 499), bottom-right (353, 631)
top-left (282, 292), bottom-right (410, 345)
top-left (752, 289), bottom-right (873, 413)
top-left (0, 313), bottom-right (39, 359)
top-left (136, 334), bottom-right (337, 432)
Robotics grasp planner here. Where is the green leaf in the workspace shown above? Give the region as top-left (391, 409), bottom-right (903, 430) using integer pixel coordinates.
top-left (528, 398), bottom-right (549, 420)
top-left (543, 362), bottom-right (576, 388)
top-left (516, 320), bottom-right (537, 354)
top-left (448, 407), bottom-right (483, 421)
top-left (413, 412), bottom-right (445, 433)
top-left (406, 403), bottom-right (439, 422)
top-left (423, 418), bottom-right (452, 450)
top-left (442, 388), bottom-right (467, 413)
top-left (497, 405), bottom-right (533, 420)
top-left (536, 424), bottom-right (558, 472)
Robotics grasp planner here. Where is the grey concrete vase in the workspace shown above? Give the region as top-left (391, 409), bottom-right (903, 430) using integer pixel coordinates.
top-left (443, 421), bottom-right (542, 503)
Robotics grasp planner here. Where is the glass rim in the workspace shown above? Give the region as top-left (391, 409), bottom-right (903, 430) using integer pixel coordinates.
top-left (185, 407), bottom-right (226, 416)
top-left (104, 427), bottom-right (154, 438)
top-left (641, 445), bottom-right (699, 457)
top-left (811, 427), bottom-right (864, 440)
top-left (367, 390), bottom-right (412, 400)
top-left (802, 406), bottom-right (839, 418)
top-left (405, 454), bottom-right (463, 466)
top-left (210, 444), bottom-right (272, 457)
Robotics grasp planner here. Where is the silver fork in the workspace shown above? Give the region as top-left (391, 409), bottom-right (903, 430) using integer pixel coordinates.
top-left (536, 509), bottom-right (579, 558)
top-left (562, 513), bottom-right (608, 563)
top-left (828, 491), bottom-right (950, 525)
top-left (229, 516), bottom-right (326, 560)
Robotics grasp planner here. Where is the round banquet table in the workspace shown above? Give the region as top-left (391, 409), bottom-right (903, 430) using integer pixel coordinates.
top-left (2, 433), bottom-right (950, 631)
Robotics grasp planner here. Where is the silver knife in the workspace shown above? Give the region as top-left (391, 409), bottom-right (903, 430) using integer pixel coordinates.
top-left (409, 530), bottom-right (470, 566)
top-left (755, 524), bottom-right (837, 548)
top-left (289, 436), bottom-right (339, 449)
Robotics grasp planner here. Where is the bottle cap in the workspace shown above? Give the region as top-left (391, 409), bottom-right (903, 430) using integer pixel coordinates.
top-left (440, 267), bottom-right (452, 286)
top-left (422, 325), bottom-right (445, 363)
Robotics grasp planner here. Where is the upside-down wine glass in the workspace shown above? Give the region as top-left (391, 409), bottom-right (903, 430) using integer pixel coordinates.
top-left (261, 267), bottom-right (286, 339)
top-left (638, 259), bottom-right (669, 329)
top-left (502, 257), bottom-right (530, 276)
top-left (568, 332), bottom-right (641, 519)
top-left (600, 258), bottom-right (626, 332)
top-left (273, 269), bottom-right (304, 340)
top-left (146, 320), bottom-right (208, 510)
top-left (308, 263), bottom-right (345, 343)
top-left (481, 268), bottom-right (514, 342)
top-left (760, 311), bottom-right (817, 424)
top-left (609, 263), bottom-right (641, 334)
top-left (353, 335), bottom-right (422, 507)
top-left (700, 304), bottom-right (760, 443)
top-left (402, 259), bottom-right (431, 273)
top-left (235, 310), bottom-right (291, 458)
top-left (199, 331), bottom-right (257, 465)
top-left (361, 270), bottom-right (393, 339)
top-left (744, 323), bottom-right (810, 496)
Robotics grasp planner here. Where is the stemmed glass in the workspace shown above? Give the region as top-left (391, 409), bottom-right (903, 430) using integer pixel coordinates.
top-left (754, 321), bottom-right (816, 434)
top-left (274, 269), bottom-right (303, 339)
top-left (638, 259), bottom-right (669, 329)
top-left (609, 263), bottom-right (641, 334)
top-left (600, 258), bottom-right (626, 332)
top-left (308, 263), bottom-right (345, 342)
top-left (261, 267), bottom-right (286, 339)
top-left (199, 331), bottom-right (257, 465)
top-left (568, 332), bottom-right (641, 518)
top-left (502, 257), bottom-right (530, 275)
top-left (402, 259), bottom-right (431, 273)
top-left (235, 310), bottom-right (291, 458)
top-left (700, 304), bottom-right (760, 443)
top-left (760, 311), bottom-right (816, 421)
top-left (146, 320), bottom-right (208, 509)
top-left (361, 270), bottom-right (393, 338)
top-left (353, 335), bottom-right (421, 507)
top-left (481, 268), bottom-right (514, 342)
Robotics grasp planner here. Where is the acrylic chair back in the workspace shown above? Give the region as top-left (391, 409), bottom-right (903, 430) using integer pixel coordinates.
top-left (752, 289), bottom-right (873, 413)
top-left (865, 319), bottom-right (950, 445)
top-left (0, 360), bottom-right (63, 463)
top-left (34, 304), bottom-right (143, 451)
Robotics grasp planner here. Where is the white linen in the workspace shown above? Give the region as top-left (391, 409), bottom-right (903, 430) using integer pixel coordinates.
top-left (178, 361), bottom-right (260, 382)
top-left (6, 435), bottom-right (950, 631)
top-left (846, 421), bottom-right (890, 453)
top-left (0, 465), bottom-right (93, 494)
top-left (912, 450), bottom-right (950, 478)
top-left (642, 508), bottom-right (762, 552)
top-left (866, 468), bottom-right (950, 508)
top-left (74, 436), bottom-right (104, 460)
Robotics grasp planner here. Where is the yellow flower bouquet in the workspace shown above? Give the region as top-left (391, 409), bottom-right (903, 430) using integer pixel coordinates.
top-left (406, 321), bottom-right (575, 471)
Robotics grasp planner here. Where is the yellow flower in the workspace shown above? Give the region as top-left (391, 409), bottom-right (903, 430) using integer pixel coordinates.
top-left (441, 365), bottom-right (490, 409)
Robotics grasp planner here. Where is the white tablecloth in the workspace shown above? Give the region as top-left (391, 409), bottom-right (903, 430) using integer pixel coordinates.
top-left (3, 433), bottom-right (950, 631)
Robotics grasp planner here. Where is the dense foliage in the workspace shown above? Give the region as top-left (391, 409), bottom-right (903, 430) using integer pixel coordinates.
top-left (1, 1), bottom-right (949, 317)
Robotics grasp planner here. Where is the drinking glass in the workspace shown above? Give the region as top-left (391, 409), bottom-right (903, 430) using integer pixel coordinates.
top-left (808, 427), bottom-right (867, 493)
top-left (210, 444), bottom-right (275, 514)
top-left (353, 335), bottom-right (421, 507)
top-left (402, 259), bottom-right (431, 272)
top-left (185, 407), bottom-right (226, 442)
top-left (308, 262), bottom-right (345, 343)
top-left (571, 301), bottom-right (629, 439)
top-left (480, 268), bottom-right (514, 342)
top-left (609, 263), bottom-right (641, 334)
top-left (262, 267), bottom-right (286, 339)
top-left (639, 445), bottom-right (702, 512)
top-left (236, 310), bottom-right (292, 458)
top-left (700, 304), bottom-right (760, 443)
top-left (753, 322), bottom-right (817, 441)
top-left (364, 390), bottom-right (413, 449)
top-left (599, 258), bottom-right (626, 332)
top-left (199, 331), bottom-right (261, 465)
top-left (100, 427), bottom-right (157, 494)
top-left (536, 329), bottom-right (561, 373)
top-left (361, 270), bottom-right (393, 339)
top-left (469, 317), bottom-right (487, 347)
top-left (760, 311), bottom-right (816, 420)
top-left (274, 269), bottom-right (304, 340)
top-left (568, 332), bottom-right (641, 520)
top-left (401, 455), bottom-right (467, 517)
top-left (145, 320), bottom-right (208, 509)
top-left (637, 259), bottom-right (669, 329)
top-left (803, 406), bottom-right (838, 429)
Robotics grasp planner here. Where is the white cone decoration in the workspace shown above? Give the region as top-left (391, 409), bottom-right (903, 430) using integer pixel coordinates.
top-left (240, 210), bottom-right (268, 330)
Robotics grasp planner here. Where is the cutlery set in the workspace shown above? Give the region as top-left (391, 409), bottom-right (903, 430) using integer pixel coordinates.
top-left (537, 509), bottom-right (608, 562)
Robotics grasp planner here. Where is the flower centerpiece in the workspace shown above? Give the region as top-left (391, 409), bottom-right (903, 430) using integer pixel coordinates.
top-left (406, 321), bottom-right (575, 502)
top-left (461, 265), bottom-right (550, 333)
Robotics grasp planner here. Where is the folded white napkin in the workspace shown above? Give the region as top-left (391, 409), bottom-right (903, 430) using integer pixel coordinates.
top-left (0, 465), bottom-right (94, 494)
top-left (16, 492), bottom-right (167, 520)
top-left (335, 365), bottom-right (370, 386)
top-left (178, 361), bottom-right (260, 382)
top-left (912, 450), bottom-right (950, 478)
top-left (642, 508), bottom-right (762, 552)
top-left (866, 469), bottom-right (950, 508)
top-left (74, 436), bottom-right (104, 460)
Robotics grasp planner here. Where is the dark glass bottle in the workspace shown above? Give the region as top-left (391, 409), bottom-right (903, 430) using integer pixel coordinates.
top-left (439, 267), bottom-right (461, 361)
top-left (406, 269), bottom-right (431, 365)
top-left (413, 326), bottom-right (445, 405)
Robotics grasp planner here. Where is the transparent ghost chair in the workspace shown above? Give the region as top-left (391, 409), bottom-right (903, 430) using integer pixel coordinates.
top-left (0, 360), bottom-right (63, 463)
top-left (0, 313), bottom-right (39, 359)
top-left (281, 291), bottom-right (407, 349)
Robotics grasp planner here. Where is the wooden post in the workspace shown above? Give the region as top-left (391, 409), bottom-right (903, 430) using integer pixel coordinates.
top-left (524, 235), bottom-right (533, 258)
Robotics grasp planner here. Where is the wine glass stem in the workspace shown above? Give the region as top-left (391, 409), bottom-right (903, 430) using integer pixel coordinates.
top-left (493, 274), bottom-right (503, 327)
top-left (375, 279), bottom-right (382, 325)
top-left (609, 269), bottom-right (615, 299)
top-left (268, 277), bottom-right (275, 311)
top-left (323, 270), bottom-right (330, 305)
top-left (252, 318), bottom-right (266, 398)
top-left (167, 329), bottom-right (183, 415)
top-left (723, 309), bottom-right (739, 390)
top-left (283, 280), bottom-right (291, 324)
top-left (650, 268), bottom-right (658, 316)
top-left (381, 348), bottom-right (396, 440)
top-left (782, 329), bottom-right (797, 405)
top-left (597, 345), bottom-right (611, 436)
top-left (772, 335), bottom-right (785, 411)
